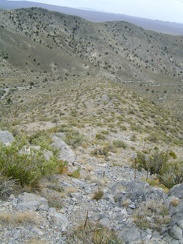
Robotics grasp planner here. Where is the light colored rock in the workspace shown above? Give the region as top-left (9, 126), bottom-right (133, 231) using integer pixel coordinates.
top-left (16, 193), bottom-right (48, 211)
top-left (0, 130), bottom-right (15, 145)
top-left (52, 213), bottom-right (69, 231)
top-left (51, 135), bottom-right (76, 164)
top-left (169, 225), bottom-right (183, 240)
top-left (99, 218), bottom-right (111, 228)
top-left (177, 219), bottom-right (183, 229)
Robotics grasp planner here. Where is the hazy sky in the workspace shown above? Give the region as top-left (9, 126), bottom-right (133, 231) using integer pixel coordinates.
top-left (12, 0), bottom-right (183, 23)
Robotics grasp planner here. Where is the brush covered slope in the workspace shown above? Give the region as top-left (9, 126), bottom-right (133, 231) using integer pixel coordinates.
top-left (0, 7), bottom-right (183, 244)
top-left (0, 7), bottom-right (183, 118)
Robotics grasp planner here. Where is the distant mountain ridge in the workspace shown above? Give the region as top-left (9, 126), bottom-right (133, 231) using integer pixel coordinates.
top-left (1, 0), bottom-right (183, 35)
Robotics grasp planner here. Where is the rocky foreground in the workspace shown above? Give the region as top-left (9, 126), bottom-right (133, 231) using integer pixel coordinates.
top-left (0, 131), bottom-right (183, 243)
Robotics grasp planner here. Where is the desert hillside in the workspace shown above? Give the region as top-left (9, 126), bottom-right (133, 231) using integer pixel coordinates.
top-left (0, 7), bottom-right (183, 244)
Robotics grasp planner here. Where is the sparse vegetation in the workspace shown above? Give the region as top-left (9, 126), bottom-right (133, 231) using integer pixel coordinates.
top-left (133, 200), bottom-right (170, 231)
top-left (92, 189), bottom-right (104, 201)
top-left (0, 7), bottom-right (183, 244)
top-left (113, 140), bottom-right (127, 149)
top-left (67, 221), bottom-right (123, 243)
top-left (0, 211), bottom-right (40, 225)
top-left (136, 151), bottom-right (183, 188)
top-left (64, 130), bottom-right (86, 149)
top-left (0, 139), bottom-right (60, 187)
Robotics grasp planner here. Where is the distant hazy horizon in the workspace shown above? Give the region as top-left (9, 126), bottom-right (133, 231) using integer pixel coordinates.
top-left (10, 0), bottom-right (183, 23)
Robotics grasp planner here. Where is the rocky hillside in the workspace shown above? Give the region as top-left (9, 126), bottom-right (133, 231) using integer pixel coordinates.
top-left (0, 128), bottom-right (183, 243)
top-left (0, 8), bottom-right (183, 117)
top-left (0, 7), bottom-right (183, 243)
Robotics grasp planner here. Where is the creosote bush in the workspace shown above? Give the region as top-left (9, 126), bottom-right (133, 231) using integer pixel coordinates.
top-left (0, 139), bottom-right (60, 187)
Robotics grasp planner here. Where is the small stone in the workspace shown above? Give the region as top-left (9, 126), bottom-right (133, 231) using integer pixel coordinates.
top-left (146, 234), bottom-right (152, 240)
top-left (52, 213), bottom-right (69, 231)
top-left (177, 219), bottom-right (183, 229)
top-left (121, 209), bottom-right (128, 215)
top-left (169, 225), bottom-right (183, 240)
top-left (32, 227), bottom-right (44, 236)
top-left (129, 203), bottom-right (136, 209)
top-left (99, 218), bottom-right (111, 228)
top-left (0, 130), bottom-right (15, 145)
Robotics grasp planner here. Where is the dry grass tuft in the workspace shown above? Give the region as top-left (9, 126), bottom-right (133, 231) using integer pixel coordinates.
top-left (0, 211), bottom-right (40, 225)
top-left (67, 221), bottom-right (123, 243)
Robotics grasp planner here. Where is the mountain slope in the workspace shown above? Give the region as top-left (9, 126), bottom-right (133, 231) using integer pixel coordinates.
top-left (1, 0), bottom-right (183, 35)
top-left (0, 8), bottom-right (183, 119)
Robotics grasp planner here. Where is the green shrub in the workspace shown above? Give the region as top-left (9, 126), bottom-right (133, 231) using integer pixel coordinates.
top-left (101, 130), bottom-right (109, 135)
top-left (169, 151), bottom-right (177, 159)
top-left (0, 140), bottom-right (60, 187)
top-left (133, 200), bottom-right (170, 231)
top-left (146, 133), bottom-right (159, 143)
top-left (113, 140), bottom-right (127, 149)
top-left (159, 161), bottom-right (183, 189)
top-left (95, 133), bottom-right (106, 140)
top-left (91, 147), bottom-right (109, 157)
top-left (148, 151), bottom-right (169, 175)
top-left (64, 130), bottom-right (85, 148)
top-left (136, 150), bottom-right (182, 188)
top-left (92, 190), bottom-right (104, 201)
top-left (136, 151), bottom-right (168, 175)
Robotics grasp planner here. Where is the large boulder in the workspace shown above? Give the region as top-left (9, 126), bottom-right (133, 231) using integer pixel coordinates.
top-left (51, 135), bottom-right (76, 165)
top-left (0, 130), bottom-right (15, 145)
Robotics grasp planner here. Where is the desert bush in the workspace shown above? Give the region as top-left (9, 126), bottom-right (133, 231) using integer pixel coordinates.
top-left (159, 161), bottom-right (183, 188)
top-left (0, 176), bottom-right (17, 200)
top-left (136, 151), bottom-right (168, 175)
top-left (136, 150), bottom-right (182, 188)
top-left (92, 189), bottom-right (104, 201)
top-left (169, 150), bottom-right (177, 159)
top-left (133, 200), bottom-right (170, 231)
top-left (0, 140), bottom-right (60, 186)
top-left (91, 147), bottom-right (109, 157)
top-left (148, 151), bottom-right (169, 175)
top-left (95, 133), bottom-right (106, 140)
top-left (145, 133), bottom-right (159, 143)
top-left (113, 140), bottom-right (127, 149)
top-left (64, 130), bottom-right (85, 148)
top-left (101, 130), bottom-right (109, 135)
top-left (28, 131), bottom-right (55, 152)
top-left (67, 221), bottom-right (123, 243)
